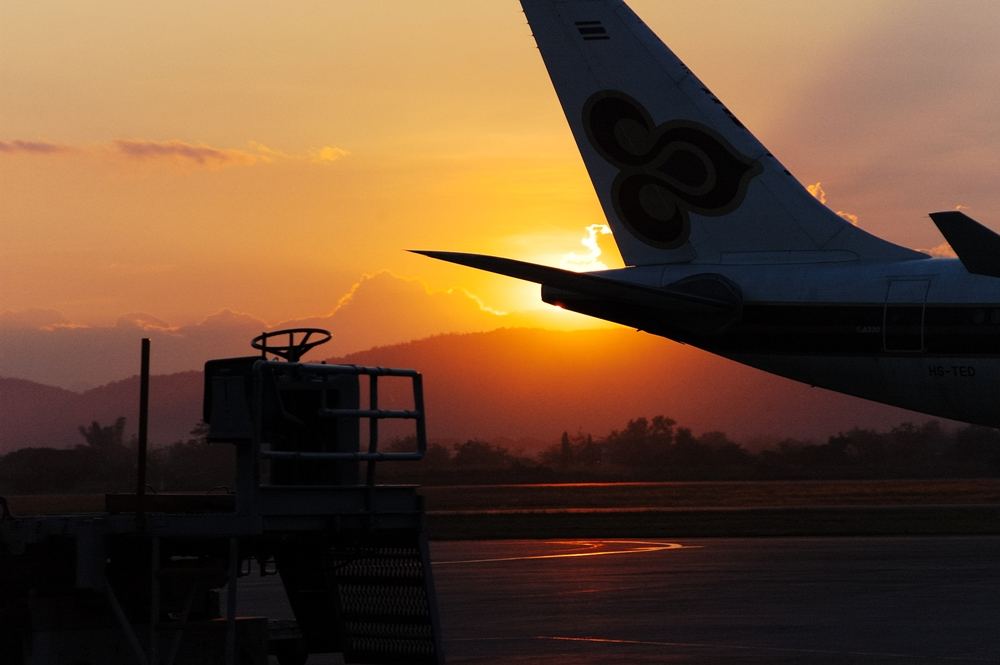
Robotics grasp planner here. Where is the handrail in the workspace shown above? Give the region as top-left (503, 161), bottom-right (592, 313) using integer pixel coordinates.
top-left (261, 450), bottom-right (423, 461)
top-left (319, 408), bottom-right (420, 419)
top-left (249, 360), bottom-right (428, 498)
top-left (294, 363), bottom-right (422, 379)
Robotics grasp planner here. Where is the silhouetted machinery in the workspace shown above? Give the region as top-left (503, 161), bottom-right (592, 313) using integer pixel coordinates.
top-left (0, 329), bottom-right (443, 665)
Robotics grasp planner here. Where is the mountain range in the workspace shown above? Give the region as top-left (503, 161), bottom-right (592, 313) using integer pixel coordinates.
top-left (0, 271), bottom-right (545, 390)
top-left (0, 328), bottom-right (937, 454)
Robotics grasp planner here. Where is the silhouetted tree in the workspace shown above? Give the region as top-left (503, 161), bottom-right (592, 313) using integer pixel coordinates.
top-left (154, 423), bottom-right (232, 491)
top-left (452, 440), bottom-right (514, 469)
top-left (605, 416), bottom-right (676, 470)
top-left (75, 417), bottom-right (135, 491)
top-left (948, 425), bottom-right (1000, 475)
top-left (559, 431), bottom-right (572, 470)
top-left (78, 417), bottom-right (127, 450)
top-left (4, 413), bottom-right (1000, 491)
top-left (0, 448), bottom-right (87, 493)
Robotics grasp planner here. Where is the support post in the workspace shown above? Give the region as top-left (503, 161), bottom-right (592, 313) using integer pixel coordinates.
top-left (150, 536), bottom-right (160, 665)
top-left (136, 337), bottom-right (151, 532)
top-left (366, 374), bottom-right (379, 487)
top-left (106, 581), bottom-right (150, 665)
top-left (225, 537), bottom-right (238, 665)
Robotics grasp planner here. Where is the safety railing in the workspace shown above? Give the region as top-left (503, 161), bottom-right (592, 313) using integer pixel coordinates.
top-left (252, 362), bottom-right (427, 492)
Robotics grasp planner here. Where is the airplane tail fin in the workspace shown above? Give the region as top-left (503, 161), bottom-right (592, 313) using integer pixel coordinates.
top-left (521, 0), bottom-right (923, 265)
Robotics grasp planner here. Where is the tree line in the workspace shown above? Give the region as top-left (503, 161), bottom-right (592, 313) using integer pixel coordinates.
top-left (2, 416), bottom-right (1000, 494)
top-left (380, 417), bottom-right (1000, 484)
top-left (0, 419), bottom-right (232, 495)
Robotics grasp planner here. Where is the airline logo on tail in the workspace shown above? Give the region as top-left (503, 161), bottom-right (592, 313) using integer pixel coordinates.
top-left (584, 91), bottom-right (762, 248)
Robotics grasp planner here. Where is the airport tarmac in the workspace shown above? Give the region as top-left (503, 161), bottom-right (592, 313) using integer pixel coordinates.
top-left (241, 536), bottom-right (1000, 664)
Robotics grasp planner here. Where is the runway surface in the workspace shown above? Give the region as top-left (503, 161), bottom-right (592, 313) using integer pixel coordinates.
top-left (241, 536), bottom-right (1000, 664)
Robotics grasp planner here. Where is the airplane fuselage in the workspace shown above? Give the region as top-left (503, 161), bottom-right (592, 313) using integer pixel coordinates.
top-left (565, 258), bottom-right (1000, 427)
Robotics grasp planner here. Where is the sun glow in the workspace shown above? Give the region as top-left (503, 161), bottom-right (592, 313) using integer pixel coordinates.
top-left (559, 224), bottom-right (614, 272)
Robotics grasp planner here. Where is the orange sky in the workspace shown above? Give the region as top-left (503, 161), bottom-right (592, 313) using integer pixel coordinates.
top-left (4, 0), bottom-right (1000, 330)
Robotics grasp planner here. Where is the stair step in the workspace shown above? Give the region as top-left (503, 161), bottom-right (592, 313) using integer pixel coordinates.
top-left (278, 537), bottom-right (440, 663)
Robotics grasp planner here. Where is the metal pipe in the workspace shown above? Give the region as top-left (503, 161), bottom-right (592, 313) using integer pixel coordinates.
top-left (413, 373), bottom-right (428, 456)
top-left (367, 374), bottom-right (379, 487)
top-left (225, 537), bottom-right (239, 665)
top-left (136, 337), bottom-right (150, 532)
top-left (150, 536), bottom-right (160, 665)
top-left (318, 408), bottom-right (420, 419)
top-left (272, 363), bottom-right (420, 378)
top-left (164, 583), bottom-right (197, 665)
top-left (106, 581), bottom-right (150, 665)
top-left (261, 450), bottom-right (422, 461)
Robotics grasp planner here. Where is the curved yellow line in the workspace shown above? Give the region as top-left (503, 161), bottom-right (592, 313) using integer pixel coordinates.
top-left (434, 539), bottom-right (696, 565)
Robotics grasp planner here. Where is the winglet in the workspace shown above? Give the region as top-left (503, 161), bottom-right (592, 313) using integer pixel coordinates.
top-left (929, 211), bottom-right (1000, 278)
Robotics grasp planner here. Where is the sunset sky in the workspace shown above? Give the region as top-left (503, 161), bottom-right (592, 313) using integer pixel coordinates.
top-left (5, 1), bottom-right (1000, 334)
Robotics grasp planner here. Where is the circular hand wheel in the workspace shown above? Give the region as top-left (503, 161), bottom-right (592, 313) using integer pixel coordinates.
top-left (251, 328), bottom-right (332, 362)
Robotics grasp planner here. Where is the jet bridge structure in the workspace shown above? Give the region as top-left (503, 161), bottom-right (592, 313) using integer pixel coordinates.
top-left (0, 329), bottom-right (443, 665)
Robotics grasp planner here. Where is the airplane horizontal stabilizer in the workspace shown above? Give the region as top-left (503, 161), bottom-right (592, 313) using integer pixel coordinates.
top-left (929, 211), bottom-right (1000, 278)
top-left (411, 250), bottom-right (741, 333)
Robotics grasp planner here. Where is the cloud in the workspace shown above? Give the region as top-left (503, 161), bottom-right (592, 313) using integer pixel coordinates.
top-left (0, 271), bottom-right (608, 389)
top-left (329, 271), bottom-right (502, 316)
top-left (0, 139), bottom-right (72, 154)
top-left (806, 182), bottom-right (828, 204)
top-left (0, 308), bottom-right (70, 329)
top-left (310, 145), bottom-right (350, 163)
top-left (3, 137), bottom-right (350, 169)
top-left (0, 308), bottom-right (270, 389)
top-left (836, 211), bottom-right (860, 226)
top-left (246, 141), bottom-right (349, 165)
top-left (913, 204), bottom-right (968, 257)
top-left (115, 312), bottom-right (176, 332)
top-left (282, 271), bottom-right (509, 355)
top-left (196, 308), bottom-right (268, 329)
top-left (559, 224), bottom-right (614, 272)
top-left (114, 139), bottom-right (261, 167)
top-left (244, 141), bottom-right (290, 162)
top-left (113, 139), bottom-right (352, 167)
top-left (919, 241), bottom-right (957, 259)
top-left (807, 181), bottom-right (860, 226)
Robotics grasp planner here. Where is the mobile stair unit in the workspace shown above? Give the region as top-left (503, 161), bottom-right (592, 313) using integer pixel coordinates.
top-left (0, 328), bottom-right (443, 665)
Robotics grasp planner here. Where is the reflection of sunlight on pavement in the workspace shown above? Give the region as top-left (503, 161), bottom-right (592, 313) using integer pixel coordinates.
top-left (434, 539), bottom-right (698, 565)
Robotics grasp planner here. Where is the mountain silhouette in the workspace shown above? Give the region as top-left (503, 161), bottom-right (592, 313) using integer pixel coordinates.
top-left (0, 373), bottom-right (201, 451)
top-left (0, 328), bottom-right (936, 454)
top-left (327, 328), bottom-right (936, 446)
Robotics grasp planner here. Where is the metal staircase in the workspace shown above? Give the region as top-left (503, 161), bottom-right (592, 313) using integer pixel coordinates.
top-left (278, 537), bottom-right (439, 663)
top-left (0, 329), bottom-right (444, 665)
top-left (205, 329), bottom-right (444, 664)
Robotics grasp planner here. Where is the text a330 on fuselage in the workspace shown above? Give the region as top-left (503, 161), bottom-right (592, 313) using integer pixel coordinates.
top-left (416, 0), bottom-right (1000, 428)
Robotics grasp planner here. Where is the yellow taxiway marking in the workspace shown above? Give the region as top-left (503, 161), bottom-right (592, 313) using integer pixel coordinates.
top-left (434, 539), bottom-right (699, 565)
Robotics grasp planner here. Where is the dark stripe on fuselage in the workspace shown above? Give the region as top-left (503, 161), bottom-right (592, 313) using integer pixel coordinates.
top-left (555, 295), bottom-right (1000, 357)
top-left (695, 303), bottom-right (1000, 356)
